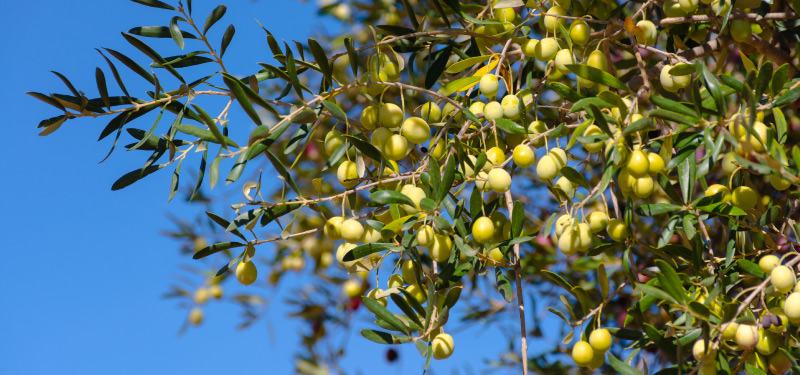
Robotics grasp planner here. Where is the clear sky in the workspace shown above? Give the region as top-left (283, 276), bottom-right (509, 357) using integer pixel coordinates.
top-left (0, 1), bottom-right (544, 374)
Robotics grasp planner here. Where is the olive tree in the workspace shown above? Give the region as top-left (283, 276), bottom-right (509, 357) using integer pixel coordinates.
top-left (29, 0), bottom-right (800, 373)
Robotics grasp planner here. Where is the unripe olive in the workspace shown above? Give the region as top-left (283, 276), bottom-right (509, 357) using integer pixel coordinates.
top-left (536, 154), bottom-right (560, 181)
top-left (534, 37), bottom-right (559, 61)
top-left (692, 339), bottom-right (714, 361)
top-left (730, 19), bottom-right (752, 43)
top-left (770, 175), bottom-right (792, 191)
top-left (194, 288), bottom-right (210, 304)
top-left (543, 6), bottom-right (566, 32)
top-left (485, 146), bottom-right (505, 168)
top-left (340, 218), bottom-right (365, 243)
top-left (571, 340), bottom-right (595, 367)
top-left (746, 121), bottom-right (769, 152)
top-left (417, 224), bottom-right (435, 247)
top-left (586, 50), bottom-right (608, 72)
top-left (770, 265), bottom-right (796, 293)
top-left (484, 101), bottom-right (504, 121)
top-left (521, 38), bottom-right (539, 58)
top-left (469, 101), bottom-right (486, 117)
top-left (549, 148), bottom-right (568, 168)
top-left (405, 283), bottom-right (426, 303)
top-left (679, 0), bottom-right (699, 13)
top-left (785, 292), bottom-right (800, 320)
top-left (720, 153), bottom-right (737, 177)
top-left (209, 284), bottom-right (223, 299)
top-left (582, 124), bottom-right (604, 152)
top-left (388, 274), bottom-right (404, 289)
top-left (400, 116), bottom-right (430, 144)
top-left (441, 102), bottom-right (462, 121)
top-left (589, 350), bottom-right (606, 370)
top-left (626, 149), bottom-right (650, 177)
top-left (554, 49), bottom-right (574, 73)
top-left (480, 74), bottom-right (500, 98)
top-left (372, 54), bottom-right (401, 82)
top-left (607, 219), bottom-right (628, 242)
top-left (324, 129), bottom-right (345, 156)
top-left (660, 64), bottom-right (690, 92)
top-left (664, 0), bottom-right (688, 16)
top-left (633, 175), bottom-right (655, 198)
top-left (342, 278), bottom-right (362, 298)
top-left (528, 120), bottom-right (548, 147)
top-left (493, 7), bottom-right (517, 22)
top-left (367, 288), bottom-right (387, 307)
top-left (569, 20), bottom-right (590, 46)
top-left (430, 234), bottom-right (452, 262)
top-left (756, 328), bottom-right (780, 355)
top-left (371, 127), bottom-right (392, 151)
top-left (704, 184), bottom-right (730, 201)
top-left (588, 211), bottom-right (609, 233)
top-left (361, 105), bottom-right (379, 130)
top-left (401, 259), bottom-right (416, 284)
top-left (419, 102), bottom-right (442, 123)
top-left (555, 214), bottom-right (574, 237)
top-left (400, 184), bottom-right (426, 213)
top-left (722, 322), bottom-right (739, 341)
top-left (488, 168), bottom-right (512, 192)
top-left (472, 216), bottom-right (496, 244)
top-left (383, 134), bottom-right (409, 161)
top-left (324, 216), bottom-right (344, 239)
top-left (647, 152), bottom-right (665, 174)
top-left (732, 186), bottom-right (758, 211)
top-left (475, 171), bottom-right (490, 191)
top-left (589, 328), bottom-right (612, 352)
top-left (189, 307), bottom-right (204, 326)
top-left (501, 94), bottom-right (521, 119)
top-left (337, 160), bottom-right (361, 188)
top-left (512, 144), bottom-right (536, 167)
top-left (735, 324), bottom-right (759, 350)
top-left (432, 333), bottom-right (455, 359)
top-left (635, 20), bottom-right (658, 46)
top-left (558, 226), bottom-right (580, 254)
top-left (555, 176), bottom-right (575, 199)
top-left (362, 226), bottom-right (382, 243)
top-left (235, 261), bottom-right (258, 285)
top-left (759, 255), bottom-right (781, 274)
top-left (377, 103), bottom-right (404, 128)
top-left (486, 247), bottom-right (503, 263)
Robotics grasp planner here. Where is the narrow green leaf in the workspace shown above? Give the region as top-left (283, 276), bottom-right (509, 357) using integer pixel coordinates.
top-left (494, 118), bottom-right (526, 134)
top-left (344, 134), bottom-right (383, 162)
top-left (111, 164), bottom-right (165, 190)
top-left (131, 0), bottom-right (174, 10)
top-left (360, 329), bottom-right (412, 344)
top-left (203, 5), bottom-right (227, 34)
top-left (342, 243), bottom-right (395, 261)
top-left (169, 17), bottom-right (185, 49)
top-left (370, 190), bottom-right (414, 206)
top-left (129, 26), bottom-right (197, 39)
top-left (222, 73), bottom-right (262, 126)
top-left (566, 64), bottom-right (628, 91)
top-left (220, 25), bottom-right (235, 57)
top-left (606, 353), bottom-right (643, 375)
top-left (363, 297), bottom-right (409, 333)
top-left (192, 104), bottom-right (228, 148)
top-left (192, 241), bottom-right (246, 259)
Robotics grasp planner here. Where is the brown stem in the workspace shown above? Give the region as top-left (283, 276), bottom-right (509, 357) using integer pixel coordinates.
top-left (504, 190), bottom-right (528, 375)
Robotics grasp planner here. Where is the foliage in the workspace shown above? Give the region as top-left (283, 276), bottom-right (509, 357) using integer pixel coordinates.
top-left (29, 0), bottom-right (800, 373)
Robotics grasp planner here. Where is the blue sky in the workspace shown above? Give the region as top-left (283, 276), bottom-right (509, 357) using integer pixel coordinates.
top-left (0, 1), bottom-right (559, 374)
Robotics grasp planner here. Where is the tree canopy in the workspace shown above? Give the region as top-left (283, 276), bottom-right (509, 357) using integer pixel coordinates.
top-left (29, 0), bottom-right (800, 373)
